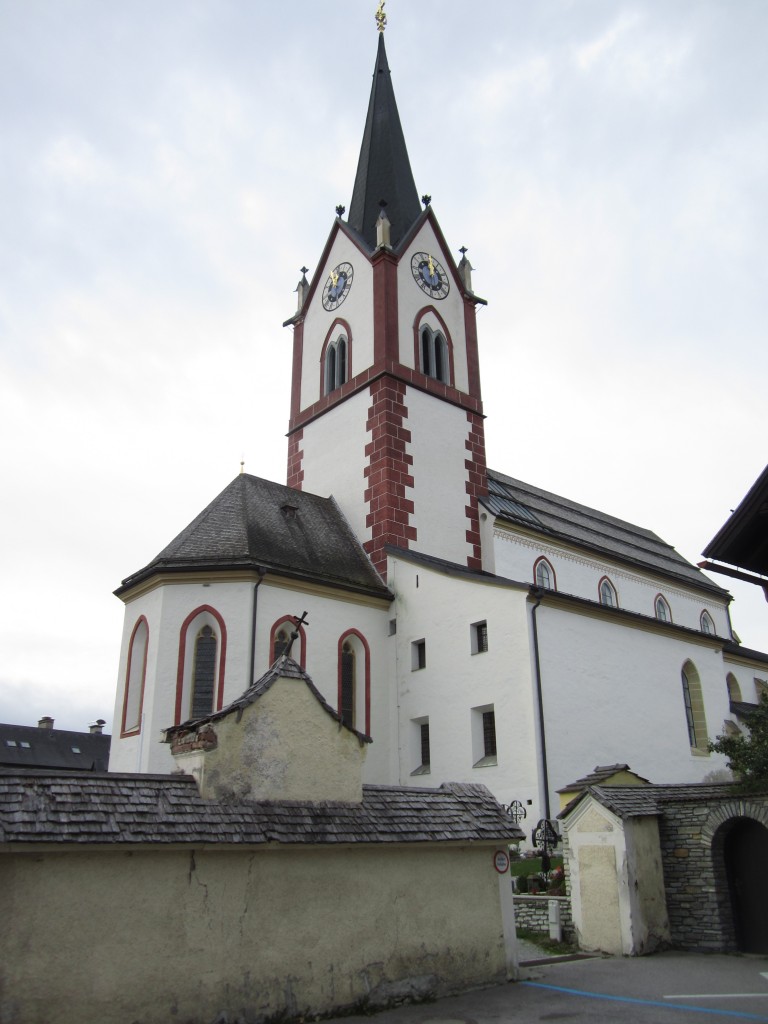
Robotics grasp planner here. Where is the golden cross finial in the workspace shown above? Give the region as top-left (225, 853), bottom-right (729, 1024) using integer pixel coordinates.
top-left (375, 1), bottom-right (387, 32)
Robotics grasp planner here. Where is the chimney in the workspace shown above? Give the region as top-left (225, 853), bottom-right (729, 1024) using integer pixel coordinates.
top-left (89, 719), bottom-right (106, 735)
top-left (38, 716), bottom-right (54, 730)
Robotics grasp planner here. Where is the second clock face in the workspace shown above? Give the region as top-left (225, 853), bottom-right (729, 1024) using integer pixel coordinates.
top-left (322, 262), bottom-right (354, 311)
top-left (411, 252), bottom-right (449, 299)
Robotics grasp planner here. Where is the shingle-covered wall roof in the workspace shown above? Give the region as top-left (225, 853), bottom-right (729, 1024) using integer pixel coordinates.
top-left (0, 724), bottom-right (110, 772)
top-left (562, 782), bottom-right (768, 821)
top-left (0, 772), bottom-right (523, 846)
top-left (485, 469), bottom-right (726, 595)
top-left (117, 474), bottom-right (390, 599)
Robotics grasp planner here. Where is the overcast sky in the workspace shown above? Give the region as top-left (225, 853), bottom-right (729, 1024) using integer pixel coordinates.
top-left (1, 0), bottom-right (766, 734)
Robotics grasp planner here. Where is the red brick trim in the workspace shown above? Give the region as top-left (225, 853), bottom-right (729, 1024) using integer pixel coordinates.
top-left (337, 629), bottom-right (371, 736)
top-left (412, 306), bottom-right (456, 388)
top-left (319, 318), bottom-right (353, 399)
top-left (363, 378), bottom-right (415, 579)
top-left (175, 605), bottom-right (228, 725)
top-left (288, 360), bottom-right (483, 435)
top-left (372, 248), bottom-right (399, 364)
top-left (464, 411), bottom-right (488, 571)
top-left (269, 615), bottom-right (307, 669)
top-left (120, 615), bottom-right (149, 737)
top-left (287, 428), bottom-right (304, 490)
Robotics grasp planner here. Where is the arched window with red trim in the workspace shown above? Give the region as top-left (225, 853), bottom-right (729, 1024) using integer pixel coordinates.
top-left (121, 617), bottom-right (148, 736)
top-left (175, 606), bottom-right (227, 724)
top-left (337, 629), bottom-right (371, 735)
top-left (534, 556), bottom-right (556, 591)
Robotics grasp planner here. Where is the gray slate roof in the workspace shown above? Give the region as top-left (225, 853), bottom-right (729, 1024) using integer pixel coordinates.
top-left (561, 781), bottom-right (768, 820)
top-left (117, 474), bottom-right (390, 599)
top-left (0, 724), bottom-right (110, 772)
top-left (484, 469), bottom-right (726, 596)
top-left (165, 655), bottom-right (372, 744)
top-left (0, 771), bottom-right (524, 846)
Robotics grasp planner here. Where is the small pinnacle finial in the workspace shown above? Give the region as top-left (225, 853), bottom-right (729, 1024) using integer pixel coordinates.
top-left (300, 266), bottom-right (309, 278)
top-left (421, 194), bottom-right (431, 207)
top-left (459, 246), bottom-right (468, 257)
top-left (335, 205), bottom-right (346, 218)
top-left (240, 458), bottom-right (245, 475)
top-left (375, 0), bottom-right (386, 32)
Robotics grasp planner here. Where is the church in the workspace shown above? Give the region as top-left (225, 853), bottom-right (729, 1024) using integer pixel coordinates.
top-left (108, 16), bottom-right (768, 827)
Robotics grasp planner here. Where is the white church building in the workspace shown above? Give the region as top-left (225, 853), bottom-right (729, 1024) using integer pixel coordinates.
top-left (109, 26), bottom-right (768, 826)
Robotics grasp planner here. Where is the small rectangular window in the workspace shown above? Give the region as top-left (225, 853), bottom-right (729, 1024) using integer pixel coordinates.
top-left (411, 639), bottom-right (426, 671)
top-left (6, 740), bottom-right (17, 747)
top-left (71, 746), bottom-right (81, 754)
top-left (471, 704), bottom-right (498, 767)
top-left (410, 717), bottom-right (431, 775)
top-left (471, 620), bottom-right (488, 654)
top-left (20, 741), bottom-right (31, 749)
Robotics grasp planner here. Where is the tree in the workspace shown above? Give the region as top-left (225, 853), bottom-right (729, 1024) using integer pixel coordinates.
top-left (709, 691), bottom-right (768, 789)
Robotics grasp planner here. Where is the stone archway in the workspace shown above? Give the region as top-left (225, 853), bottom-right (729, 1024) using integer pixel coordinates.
top-left (723, 819), bottom-right (768, 953)
top-left (705, 801), bottom-right (768, 954)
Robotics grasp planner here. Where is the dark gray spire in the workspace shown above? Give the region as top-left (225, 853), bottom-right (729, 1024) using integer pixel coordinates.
top-left (347, 34), bottom-right (421, 250)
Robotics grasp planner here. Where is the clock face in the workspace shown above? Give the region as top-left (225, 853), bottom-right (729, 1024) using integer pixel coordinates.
top-left (322, 262), bottom-right (354, 311)
top-left (411, 252), bottom-right (449, 299)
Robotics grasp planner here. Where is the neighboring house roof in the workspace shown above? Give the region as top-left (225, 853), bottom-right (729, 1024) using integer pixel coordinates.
top-left (557, 764), bottom-right (651, 794)
top-left (560, 781), bottom-right (768, 820)
top-left (702, 464), bottom-right (768, 578)
top-left (116, 473), bottom-right (391, 600)
top-left (0, 724), bottom-right (110, 772)
top-left (484, 469), bottom-right (727, 596)
top-left (0, 771), bottom-right (524, 846)
top-left (347, 33), bottom-right (422, 252)
top-left (165, 654), bottom-right (372, 744)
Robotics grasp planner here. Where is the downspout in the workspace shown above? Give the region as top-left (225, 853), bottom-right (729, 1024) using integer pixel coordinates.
top-left (529, 588), bottom-right (551, 820)
top-left (249, 567), bottom-right (267, 685)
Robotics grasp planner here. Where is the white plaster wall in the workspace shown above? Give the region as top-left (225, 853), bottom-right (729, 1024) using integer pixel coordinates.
top-left (535, 603), bottom-right (732, 803)
top-left (0, 843), bottom-right (510, 1024)
top-left (389, 555), bottom-right (538, 809)
top-left (565, 799), bottom-right (627, 954)
top-left (624, 816), bottom-right (671, 954)
top-left (299, 388), bottom-right (370, 544)
top-left (301, 233), bottom-right (374, 409)
top-left (398, 222), bottom-right (469, 391)
top-left (110, 576), bottom-right (394, 780)
top-left (492, 526), bottom-right (731, 635)
top-left (406, 386), bottom-right (472, 566)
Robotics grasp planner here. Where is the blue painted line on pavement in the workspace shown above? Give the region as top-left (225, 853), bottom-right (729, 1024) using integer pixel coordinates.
top-left (520, 982), bottom-right (768, 1021)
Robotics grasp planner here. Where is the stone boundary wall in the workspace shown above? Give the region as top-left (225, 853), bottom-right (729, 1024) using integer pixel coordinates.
top-left (658, 795), bottom-right (768, 952)
top-left (513, 895), bottom-right (574, 942)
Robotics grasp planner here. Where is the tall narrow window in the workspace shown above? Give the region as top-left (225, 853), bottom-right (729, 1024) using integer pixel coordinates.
top-left (534, 557), bottom-right (555, 591)
top-left (340, 641), bottom-right (355, 727)
top-left (419, 326), bottom-right (448, 383)
top-left (411, 639), bottom-right (426, 671)
top-left (599, 577), bottom-right (618, 607)
top-left (472, 704), bottom-right (498, 767)
top-left (191, 625), bottom-right (217, 718)
top-left (483, 711), bottom-right (497, 757)
top-left (325, 336), bottom-right (348, 394)
top-left (410, 717), bottom-right (431, 775)
top-left (681, 660), bottom-right (708, 754)
top-left (122, 617), bottom-right (148, 735)
top-left (655, 595), bottom-right (671, 622)
top-left (420, 721), bottom-right (431, 767)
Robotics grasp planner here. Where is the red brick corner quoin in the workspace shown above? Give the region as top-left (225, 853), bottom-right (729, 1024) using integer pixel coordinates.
top-left (465, 410), bottom-right (488, 572)
top-left (363, 378), bottom-right (416, 578)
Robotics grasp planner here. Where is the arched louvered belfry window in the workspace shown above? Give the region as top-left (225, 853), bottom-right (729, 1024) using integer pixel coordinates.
top-left (420, 325), bottom-right (448, 383)
top-left (325, 336), bottom-right (348, 394)
top-left (655, 595), bottom-right (672, 622)
top-left (191, 625), bottom-right (217, 718)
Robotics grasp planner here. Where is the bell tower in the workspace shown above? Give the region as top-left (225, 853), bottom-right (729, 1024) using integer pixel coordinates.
top-left (284, 20), bottom-right (487, 580)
